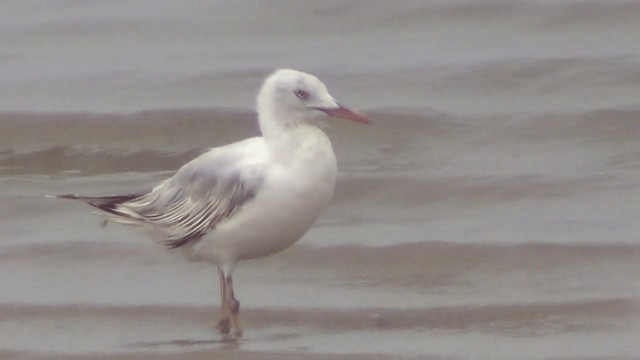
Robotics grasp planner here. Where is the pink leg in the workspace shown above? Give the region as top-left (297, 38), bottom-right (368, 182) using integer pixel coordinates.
top-left (216, 266), bottom-right (231, 335)
top-left (225, 274), bottom-right (242, 337)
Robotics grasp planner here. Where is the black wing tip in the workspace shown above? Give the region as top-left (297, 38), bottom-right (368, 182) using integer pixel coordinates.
top-left (163, 236), bottom-right (199, 250)
top-left (52, 193), bottom-right (143, 214)
top-left (53, 194), bottom-right (82, 200)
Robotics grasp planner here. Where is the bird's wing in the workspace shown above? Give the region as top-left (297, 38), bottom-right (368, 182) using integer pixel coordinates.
top-left (111, 137), bottom-right (268, 249)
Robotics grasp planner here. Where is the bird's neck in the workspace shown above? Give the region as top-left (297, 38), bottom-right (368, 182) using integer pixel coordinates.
top-left (258, 104), bottom-right (300, 136)
top-left (259, 114), bottom-right (332, 162)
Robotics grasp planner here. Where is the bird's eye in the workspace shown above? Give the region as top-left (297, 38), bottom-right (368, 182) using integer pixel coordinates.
top-left (294, 89), bottom-right (309, 100)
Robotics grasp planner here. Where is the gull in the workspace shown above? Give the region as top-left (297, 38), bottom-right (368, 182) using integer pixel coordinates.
top-left (56, 69), bottom-right (369, 337)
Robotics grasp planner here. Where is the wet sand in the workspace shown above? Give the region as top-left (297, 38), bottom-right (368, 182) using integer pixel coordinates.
top-left (1, 230), bottom-right (639, 359)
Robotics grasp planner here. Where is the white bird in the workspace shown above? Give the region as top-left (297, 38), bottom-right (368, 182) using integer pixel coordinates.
top-left (57, 69), bottom-right (369, 337)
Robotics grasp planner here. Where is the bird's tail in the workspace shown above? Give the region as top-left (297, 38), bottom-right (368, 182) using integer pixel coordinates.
top-left (53, 193), bottom-right (142, 216)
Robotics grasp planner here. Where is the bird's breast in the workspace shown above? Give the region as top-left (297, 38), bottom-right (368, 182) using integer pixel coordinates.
top-left (194, 132), bottom-right (338, 263)
top-left (267, 140), bottom-right (337, 219)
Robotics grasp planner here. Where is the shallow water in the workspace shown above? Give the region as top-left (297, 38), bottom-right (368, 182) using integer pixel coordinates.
top-left (1, 1), bottom-right (640, 359)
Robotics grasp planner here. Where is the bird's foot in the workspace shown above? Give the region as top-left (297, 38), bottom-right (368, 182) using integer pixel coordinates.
top-left (229, 298), bottom-right (242, 337)
top-left (232, 318), bottom-right (243, 338)
top-left (217, 316), bottom-right (242, 338)
top-left (217, 316), bottom-right (231, 336)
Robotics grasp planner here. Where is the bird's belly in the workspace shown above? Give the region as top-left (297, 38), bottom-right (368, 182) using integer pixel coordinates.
top-left (190, 171), bottom-right (335, 264)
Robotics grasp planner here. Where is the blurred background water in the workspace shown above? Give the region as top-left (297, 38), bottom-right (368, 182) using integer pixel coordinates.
top-left (1, 1), bottom-right (639, 359)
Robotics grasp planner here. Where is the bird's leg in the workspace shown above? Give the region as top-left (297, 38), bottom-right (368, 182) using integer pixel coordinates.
top-left (225, 274), bottom-right (242, 337)
top-left (216, 266), bottom-right (231, 336)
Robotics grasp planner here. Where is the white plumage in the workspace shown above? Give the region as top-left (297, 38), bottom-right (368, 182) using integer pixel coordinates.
top-left (58, 68), bottom-right (369, 337)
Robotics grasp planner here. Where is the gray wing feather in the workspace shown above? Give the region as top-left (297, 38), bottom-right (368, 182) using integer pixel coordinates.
top-left (111, 145), bottom-right (266, 249)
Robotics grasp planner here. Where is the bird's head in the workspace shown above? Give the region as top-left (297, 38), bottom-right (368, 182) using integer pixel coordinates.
top-left (257, 69), bottom-right (369, 130)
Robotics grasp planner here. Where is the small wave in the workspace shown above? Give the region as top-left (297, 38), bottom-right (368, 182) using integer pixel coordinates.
top-left (0, 146), bottom-right (202, 176)
top-left (421, 56), bottom-right (640, 96)
top-left (1, 297), bottom-right (636, 333)
top-left (334, 174), bottom-right (612, 208)
top-left (5, 241), bottom-right (638, 279)
top-left (494, 108), bottom-right (640, 144)
top-left (1, 108), bottom-right (638, 176)
top-left (0, 109), bottom-right (259, 153)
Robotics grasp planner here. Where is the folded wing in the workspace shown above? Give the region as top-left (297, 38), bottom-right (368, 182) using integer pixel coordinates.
top-left (65, 138), bottom-right (267, 249)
